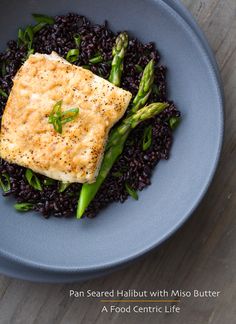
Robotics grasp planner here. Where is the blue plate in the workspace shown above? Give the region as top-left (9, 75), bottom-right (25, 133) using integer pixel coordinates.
top-left (0, 0), bottom-right (223, 282)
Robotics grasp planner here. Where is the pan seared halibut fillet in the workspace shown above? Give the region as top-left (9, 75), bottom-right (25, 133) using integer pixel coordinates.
top-left (0, 52), bottom-right (132, 183)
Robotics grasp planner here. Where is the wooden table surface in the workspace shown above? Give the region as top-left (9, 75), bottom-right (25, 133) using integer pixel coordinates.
top-left (0, 0), bottom-right (235, 323)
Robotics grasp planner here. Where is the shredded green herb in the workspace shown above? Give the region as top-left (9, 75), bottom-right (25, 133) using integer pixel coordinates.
top-left (32, 14), bottom-right (54, 34)
top-left (58, 182), bottom-right (70, 193)
top-left (135, 64), bottom-right (143, 73)
top-left (0, 89), bottom-right (8, 98)
top-left (74, 34), bottom-right (82, 48)
top-left (18, 26), bottom-right (34, 47)
top-left (0, 173), bottom-right (10, 192)
top-left (18, 25), bottom-right (35, 59)
top-left (112, 171), bottom-right (123, 178)
top-left (66, 49), bottom-right (80, 63)
top-left (125, 183), bottom-right (138, 200)
top-left (48, 100), bottom-right (79, 134)
top-left (14, 203), bottom-right (35, 212)
top-left (61, 108), bottom-right (80, 124)
top-left (43, 178), bottom-right (56, 186)
top-left (48, 100), bottom-right (63, 133)
top-left (142, 125), bottom-right (153, 151)
top-left (32, 23), bottom-right (46, 34)
top-left (89, 54), bottom-right (103, 64)
top-left (18, 15), bottom-right (54, 60)
top-left (82, 65), bottom-right (91, 70)
top-left (169, 116), bottom-right (181, 130)
top-left (27, 48), bottom-right (35, 58)
top-left (152, 84), bottom-right (160, 96)
top-left (32, 13), bottom-right (55, 25)
top-left (25, 169), bottom-right (42, 191)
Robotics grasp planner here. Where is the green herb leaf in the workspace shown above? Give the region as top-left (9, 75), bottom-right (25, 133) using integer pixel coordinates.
top-left (25, 169), bottom-right (42, 191)
top-left (0, 173), bottom-right (10, 192)
top-left (142, 125), bottom-right (153, 151)
top-left (24, 26), bottom-right (34, 46)
top-left (89, 54), bottom-right (103, 64)
top-left (18, 28), bottom-right (25, 46)
top-left (32, 13), bottom-right (55, 25)
top-left (112, 171), bottom-right (123, 177)
top-left (74, 34), bottom-right (81, 48)
top-left (61, 108), bottom-right (80, 124)
top-left (66, 49), bottom-right (80, 63)
top-left (50, 99), bottom-right (62, 117)
top-left (58, 182), bottom-right (70, 193)
top-left (14, 203), bottom-right (35, 212)
top-left (27, 48), bottom-right (35, 59)
top-left (33, 22), bottom-right (46, 34)
top-left (48, 100), bottom-right (63, 133)
top-left (31, 14), bottom-right (54, 34)
top-left (43, 178), bottom-right (55, 186)
top-left (152, 84), bottom-right (160, 96)
top-left (49, 117), bottom-right (62, 134)
top-left (135, 64), bottom-right (143, 73)
top-left (18, 25), bottom-right (34, 49)
top-left (0, 89), bottom-right (8, 98)
top-left (125, 183), bottom-right (138, 200)
top-left (82, 65), bottom-right (91, 70)
top-left (48, 100), bottom-right (79, 134)
top-left (18, 25), bottom-right (35, 61)
top-left (169, 116), bottom-right (181, 130)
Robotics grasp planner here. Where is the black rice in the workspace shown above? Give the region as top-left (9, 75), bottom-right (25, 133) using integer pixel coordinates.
top-left (0, 13), bottom-right (180, 218)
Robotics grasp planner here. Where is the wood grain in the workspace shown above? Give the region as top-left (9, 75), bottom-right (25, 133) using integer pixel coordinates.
top-left (0, 0), bottom-right (236, 323)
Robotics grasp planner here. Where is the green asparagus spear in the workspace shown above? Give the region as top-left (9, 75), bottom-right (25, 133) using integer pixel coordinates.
top-left (107, 100), bottom-right (165, 149)
top-left (108, 32), bottom-right (129, 86)
top-left (106, 59), bottom-right (155, 149)
top-left (77, 102), bottom-right (168, 218)
top-left (131, 59), bottom-right (155, 113)
top-left (77, 40), bottom-right (157, 218)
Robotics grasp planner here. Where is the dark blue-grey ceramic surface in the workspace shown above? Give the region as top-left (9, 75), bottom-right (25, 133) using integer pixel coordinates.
top-left (0, 0), bottom-right (223, 281)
